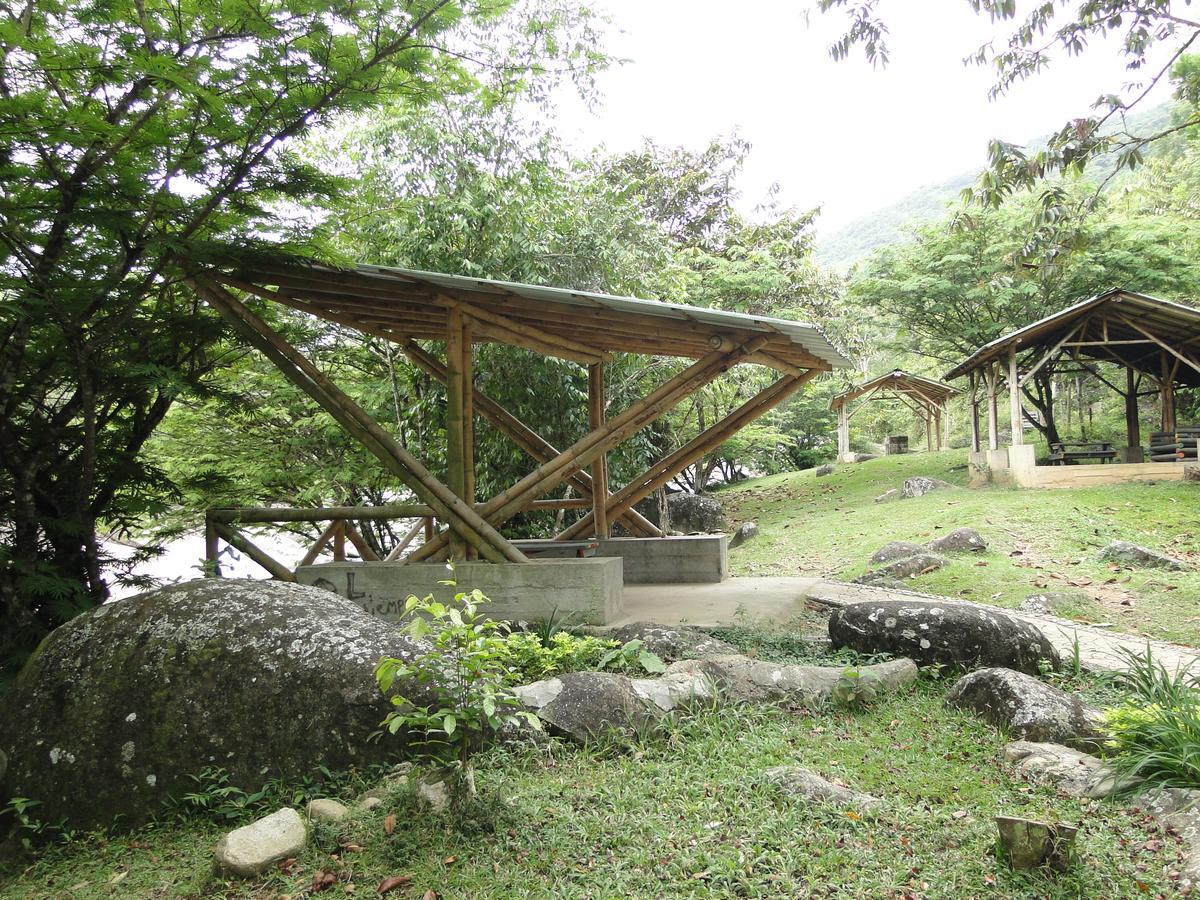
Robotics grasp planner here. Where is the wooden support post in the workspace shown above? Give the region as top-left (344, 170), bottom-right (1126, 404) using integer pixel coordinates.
top-left (411, 339), bottom-right (770, 562)
top-left (557, 371), bottom-right (816, 541)
top-left (934, 406), bottom-right (943, 451)
top-left (298, 521), bottom-right (340, 568)
top-left (343, 522), bottom-right (380, 561)
top-left (925, 407), bottom-right (934, 452)
top-left (942, 402), bottom-right (952, 448)
top-left (384, 518), bottom-right (427, 561)
top-left (400, 342), bottom-right (660, 538)
top-left (1008, 346), bottom-right (1023, 446)
top-left (204, 512), bottom-right (221, 577)
top-left (986, 363), bottom-right (999, 451)
top-left (213, 523), bottom-right (296, 582)
top-left (837, 403), bottom-right (849, 460)
top-left (192, 278), bottom-right (526, 564)
top-left (1125, 365), bottom-right (1141, 450)
top-left (969, 371), bottom-right (980, 453)
top-left (332, 520), bottom-right (346, 561)
top-left (446, 305), bottom-right (468, 561)
top-left (589, 363), bottom-right (610, 539)
top-left (424, 517), bottom-right (435, 541)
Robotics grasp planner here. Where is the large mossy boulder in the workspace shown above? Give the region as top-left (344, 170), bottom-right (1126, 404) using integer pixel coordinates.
top-left (666, 493), bottom-right (726, 534)
top-left (828, 600), bottom-right (1060, 674)
top-left (0, 579), bottom-right (432, 832)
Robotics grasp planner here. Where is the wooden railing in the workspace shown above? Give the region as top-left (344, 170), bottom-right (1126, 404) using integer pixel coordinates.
top-left (204, 498), bottom-right (591, 579)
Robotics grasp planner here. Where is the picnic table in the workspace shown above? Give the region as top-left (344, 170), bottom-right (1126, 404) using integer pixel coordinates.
top-left (1048, 441), bottom-right (1117, 465)
top-left (511, 539), bottom-right (599, 559)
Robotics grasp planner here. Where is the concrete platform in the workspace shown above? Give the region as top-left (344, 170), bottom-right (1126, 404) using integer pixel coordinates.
top-left (614, 576), bottom-right (819, 627)
top-left (596, 534), bottom-right (728, 584)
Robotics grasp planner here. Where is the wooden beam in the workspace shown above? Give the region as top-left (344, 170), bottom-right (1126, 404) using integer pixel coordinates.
top-left (332, 520), bottom-right (346, 561)
top-left (411, 339), bottom-right (769, 561)
top-left (1020, 320), bottom-right (1085, 387)
top-left (384, 517), bottom-right (427, 561)
top-left (192, 277), bottom-right (527, 564)
top-left (589, 362), bottom-right (610, 539)
top-left (969, 371), bottom-right (980, 453)
top-left (298, 521), bottom-right (340, 568)
top-left (343, 522), bottom-right (380, 562)
top-left (399, 341), bottom-right (660, 538)
top-left (213, 523), bottom-right (296, 582)
top-left (1116, 314), bottom-right (1200, 378)
top-left (440, 295), bottom-right (611, 365)
top-left (446, 305), bottom-right (468, 561)
top-left (1125, 365), bottom-right (1141, 450)
top-left (208, 504), bottom-right (435, 523)
top-left (557, 371), bottom-right (817, 540)
top-left (1008, 346), bottom-right (1023, 446)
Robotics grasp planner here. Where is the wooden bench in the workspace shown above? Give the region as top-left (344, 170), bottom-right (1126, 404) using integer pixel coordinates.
top-left (511, 539), bottom-right (599, 559)
top-left (1048, 441), bottom-right (1117, 465)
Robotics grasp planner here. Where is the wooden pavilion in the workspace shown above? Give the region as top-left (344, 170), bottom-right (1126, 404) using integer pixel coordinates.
top-left (943, 289), bottom-right (1200, 487)
top-left (830, 370), bottom-right (959, 461)
top-left (189, 258), bottom-right (847, 617)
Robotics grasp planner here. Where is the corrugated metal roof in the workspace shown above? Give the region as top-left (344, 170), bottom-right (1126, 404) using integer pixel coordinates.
top-left (830, 369), bottom-right (960, 409)
top-left (351, 264), bottom-right (852, 369)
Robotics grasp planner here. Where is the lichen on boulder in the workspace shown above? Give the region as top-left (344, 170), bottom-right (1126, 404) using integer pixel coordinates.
top-left (0, 578), bottom-right (435, 832)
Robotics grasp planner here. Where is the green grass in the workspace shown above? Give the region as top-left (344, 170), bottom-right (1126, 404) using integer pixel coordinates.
top-left (720, 451), bottom-right (1200, 646)
top-left (0, 630), bottom-right (1184, 899)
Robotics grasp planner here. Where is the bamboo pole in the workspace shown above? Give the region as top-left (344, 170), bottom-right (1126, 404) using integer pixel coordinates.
top-left (332, 521), bottom-right (346, 561)
top-left (558, 371), bottom-right (815, 540)
top-left (1009, 345), bottom-right (1024, 446)
top-left (462, 316), bottom-right (477, 561)
top-left (400, 342), bottom-right (660, 538)
top-left (204, 512), bottom-right (221, 577)
top-left (446, 305), bottom-right (468, 561)
top-left (384, 518), bottom-right (427, 561)
top-left (343, 522), bottom-right (380, 561)
top-left (208, 504), bottom-right (435, 523)
top-left (299, 521), bottom-right (340, 567)
top-left (969, 371), bottom-right (980, 452)
top-left (411, 340), bottom-right (768, 562)
top-left (1125, 365), bottom-right (1141, 451)
top-left (213, 523), bottom-right (296, 582)
top-left (439, 296), bottom-right (610, 364)
top-left (589, 362), bottom-right (609, 539)
top-left (192, 278), bottom-right (527, 564)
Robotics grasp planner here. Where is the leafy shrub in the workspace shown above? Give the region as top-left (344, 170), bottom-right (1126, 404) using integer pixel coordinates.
top-left (831, 667), bottom-right (881, 709)
top-left (1102, 647), bottom-right (1200, 788)
top-left (494, 631), bottom-right (619, 685)
top-left (598, 638), bottom-right (667, 675)
top-left (374, 588), bottom-right (540, 805)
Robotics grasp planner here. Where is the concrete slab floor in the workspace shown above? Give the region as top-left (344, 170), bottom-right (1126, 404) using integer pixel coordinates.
top-left (615, 576), bottom-right (821, 628)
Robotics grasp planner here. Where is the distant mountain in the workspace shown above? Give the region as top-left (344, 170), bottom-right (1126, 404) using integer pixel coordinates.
top-left (814, 100), bottom-right (1179, 272)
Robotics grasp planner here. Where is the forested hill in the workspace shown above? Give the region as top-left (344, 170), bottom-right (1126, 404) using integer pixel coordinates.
top-left (814, 100), bottom-right (1178, 271)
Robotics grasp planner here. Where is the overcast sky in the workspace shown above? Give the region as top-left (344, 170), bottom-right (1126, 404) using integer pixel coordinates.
top-left (555, 1), bottom-right (1175, 235)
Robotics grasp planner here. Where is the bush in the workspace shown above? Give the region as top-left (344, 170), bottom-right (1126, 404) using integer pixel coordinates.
top-left (1102, 647), bottom-right (1200, 788)
top-left (374, 588), bottom-right (540, 805)
top-left (494, 631), bottom-right (620, 685)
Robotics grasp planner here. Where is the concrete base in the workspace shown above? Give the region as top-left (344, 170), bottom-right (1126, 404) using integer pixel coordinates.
top-left (1007, 443), bottom-right (1037, 486)
top-left (616, 576), bottom-right (819, 627)
top-left (596, 535), bottom-right (728, 584)
top-left (1119, 446), bottom-right (1145, 464)
top-left (295, 558), bottom-right (624, 624)
top-left (968, 450), bottom-right (989, 486)
top-left (985, 447), bottom-right (1009, 471)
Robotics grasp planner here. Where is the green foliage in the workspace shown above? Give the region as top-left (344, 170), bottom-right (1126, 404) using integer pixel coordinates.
top-left (597, 638), bottom-right (667, 675)
top-left (374, 588), bottom-right (540, 803)
top-left (493, 631), bottom-right (618, 685)
top-left (831, 667), bottom-right (881, 709)
top-left (170, 767), bottom-right (271, 824)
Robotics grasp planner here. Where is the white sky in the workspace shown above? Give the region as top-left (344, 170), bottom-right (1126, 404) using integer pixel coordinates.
top-left (555, 1), bottom-right (1177, 234)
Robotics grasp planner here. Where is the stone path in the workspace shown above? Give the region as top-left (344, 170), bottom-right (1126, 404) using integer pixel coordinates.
top-left (807, 580), bottom-right (1200, 675)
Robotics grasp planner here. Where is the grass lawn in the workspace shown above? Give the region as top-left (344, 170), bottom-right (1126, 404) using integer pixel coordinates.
top-left (0, 631), bottom-right (1184, 899)
top-left (719, 451), bottom-right (1200, 647)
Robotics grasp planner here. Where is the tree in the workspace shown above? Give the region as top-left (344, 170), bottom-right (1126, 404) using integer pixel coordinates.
top-left (819, 3), bottom-right (1200, 224)
top-left (0, 0), bottom-right (587, 677)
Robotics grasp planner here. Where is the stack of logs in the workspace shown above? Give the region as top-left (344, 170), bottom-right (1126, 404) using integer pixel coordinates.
top-left (1149, 427), bottom-right (1200, 463)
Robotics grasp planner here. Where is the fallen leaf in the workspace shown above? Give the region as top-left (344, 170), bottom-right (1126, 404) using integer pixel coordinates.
top-left (443, 856), bottom-right (457, 865)
top-left (384, 814), bottom-right (396, 836)
top-left (421, 891), bottom-right (438, 900)
top-left (377, 874), bottom-right (413, 894)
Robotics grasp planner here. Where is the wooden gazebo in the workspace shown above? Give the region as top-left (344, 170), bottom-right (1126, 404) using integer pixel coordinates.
top-left (830, 370), bottom-right (959, 461)
top-left (943, 289), bottom-right (1200, 487)
top-left (189, 259), bottom-right (849, 575)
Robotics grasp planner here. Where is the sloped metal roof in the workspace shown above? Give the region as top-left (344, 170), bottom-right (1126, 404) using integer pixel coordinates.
top-left (830, 369), bottom-right (959, 410)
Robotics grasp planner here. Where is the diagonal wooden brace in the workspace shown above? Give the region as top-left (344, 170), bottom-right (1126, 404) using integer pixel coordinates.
top-left (400, 342), bottom-right (661, 538)
top-left (192, 277), bottom-right (527, 564)
top-left (410, 338), bottom-right (769, 562)
top-left (556, 370), bottom-right (818, 540)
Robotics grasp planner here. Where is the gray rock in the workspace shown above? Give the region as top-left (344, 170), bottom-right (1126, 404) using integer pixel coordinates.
top-left (873, 489), bottom-right (899, 503)
top-left (869, 541), bottom-right (925, 564)
top-left (1018, 592), bottom-right (1084, 616)
top-left (609, 623), bottom-right (738, 663)
top-left (855, 552), bottom-right (946, 584)
top-left (814, 464), bottom-right (834, 477)
top-left (1004, 741), bottom-right (1127, 799)
top-left (415, 775), bottom-right (451, 812)
top-left (762, 766), bottom-right (882, 809)
top-left (665, 655), bottom-right (918, 705)
top-left (828, 600), bottom-right (1061, 674)
top-left (214, 807), bottom-right (307, 877)
top-left (359, 796), bottom-right (383, 811)
top-left (729, 521), bottom-right (759, 549)
top-left (928, 527), bottom-right (987, 553)
top-left (946, 668), bottom-right (1107, 750)
top-left (667, 493), bottom-right (726, 534)
top-left (1099, 540), bottom-right (1185, 571)
top-left (1133, 787), bottom-right (1200, 890)
top-left (512, 671), bottom-right (712, 743)
top-left (900, 476), bottom-right (955, 499)
top-left (0, 579), bottom-right (436, 831)
top-left (846, 453), bottom-right (878, 463)
top-left (306, 798), bottom-right (349, 824)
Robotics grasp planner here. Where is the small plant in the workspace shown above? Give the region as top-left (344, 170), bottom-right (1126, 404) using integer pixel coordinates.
top-left (831, 667), bottom-right (880, 709)
top-left (1102, 646), bottom-right (1200, 788)
top-left (374, 587), bottom-right (541, 806)
top-left (598, 638), bottom-right (667, 675)
top-left (494, 630), bottom-right (619, 684)
top-left (171, 767), bottom-right (269, 822)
